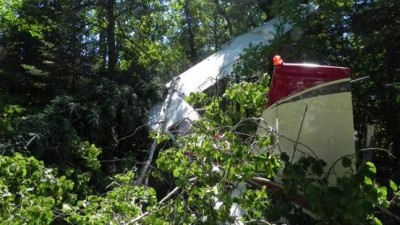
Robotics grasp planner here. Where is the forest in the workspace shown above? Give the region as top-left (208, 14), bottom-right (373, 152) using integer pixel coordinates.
top-left (0, 0), bottom-right (399, 224)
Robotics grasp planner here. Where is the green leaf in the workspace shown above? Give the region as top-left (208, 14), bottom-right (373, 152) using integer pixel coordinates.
top-left (173, 168), bottom-right (182, 177)
top-left (364, 177), bottom-right (373, 185)
top-left (378, 186), bottom-right (387, 198)
top-left (62, 203), bottom-right (73, 212)
top-left (389, 180), bottom-right (398, 191)
top-left (372, 217), bottom-right (383, 225)
top-left (366, 162), bottom-right (377, 174)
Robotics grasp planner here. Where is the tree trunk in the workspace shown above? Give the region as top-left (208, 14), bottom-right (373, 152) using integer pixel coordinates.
top-left (184, 0), bottom-right (196, 63)
top-left (213, 14), bottom-right (218, 50)
top-left (213, 0), bottom-right (233, 37)
top-left (106, 0), bottom-right (116, 74)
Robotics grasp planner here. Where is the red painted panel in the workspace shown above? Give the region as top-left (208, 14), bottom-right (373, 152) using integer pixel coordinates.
top-left (267, 63), bottom-right (350, 107)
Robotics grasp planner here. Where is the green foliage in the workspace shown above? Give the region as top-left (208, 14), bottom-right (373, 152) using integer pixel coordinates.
top-left (76, 141), bottom-right (102, 171)
top-left (0, 153), bottom-right (74, 224)
top-left (224, 77), bottom-right (269, 117)
top-left (0, 105), bottom-right (24, 136)
top-left (3, 78), bottom-right (153, 170)
top-left (279, 156), bottom-right (392, 225)
top-left (63, 171), bottom-right (157, 225)
top-left (149, 131), bottom-right (170, 144)
top-left (350, 0), bottom-right (400, 162)
top-left (0, 0), bottom-right (46, 39)
top-left (0, 105), bottom-right (26, 153)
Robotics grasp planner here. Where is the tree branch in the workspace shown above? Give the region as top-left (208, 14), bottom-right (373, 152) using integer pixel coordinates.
top-left (128, 186), bottom-right (180, 224)
top-left (128, 177), bottom-right (197, 224)
top-left (378, 206), bottom-right (400, 223)
top-left (135, 80), bottom-right (178, 185)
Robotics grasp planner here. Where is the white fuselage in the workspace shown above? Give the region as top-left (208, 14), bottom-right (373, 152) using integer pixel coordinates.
top-left (257, 78), bottom-right (355, 180)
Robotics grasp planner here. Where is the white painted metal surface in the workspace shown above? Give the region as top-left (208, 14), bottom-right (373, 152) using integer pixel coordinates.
top-left (149, 17), bottom-right (292, 132)
top-left (257, 78), bottom-right (355, 180)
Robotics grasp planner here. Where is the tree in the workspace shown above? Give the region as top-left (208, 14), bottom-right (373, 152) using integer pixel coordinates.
top-left (351, 0), bottom-right (400, 163)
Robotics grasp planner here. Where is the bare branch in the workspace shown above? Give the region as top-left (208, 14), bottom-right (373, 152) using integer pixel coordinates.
top-left (136, 80), bottom-right (179, 185)
top-left (378, 206), bottom-right (400, 223)
top-left (244, 219), bottom-right (271, 224)
top-left (359, 148), bottom-right (395, 158)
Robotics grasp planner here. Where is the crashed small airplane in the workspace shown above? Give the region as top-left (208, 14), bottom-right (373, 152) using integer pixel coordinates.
top-left (148, 3), bottom-right (354, 177)
top-left (147, 4), bottom-right (355, 221)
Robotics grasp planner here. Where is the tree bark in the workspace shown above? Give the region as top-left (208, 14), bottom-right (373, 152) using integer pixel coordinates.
top-left (106, 0), bottom-right (116, 74)
top-left (184, 0), bottom-right (196, 63)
